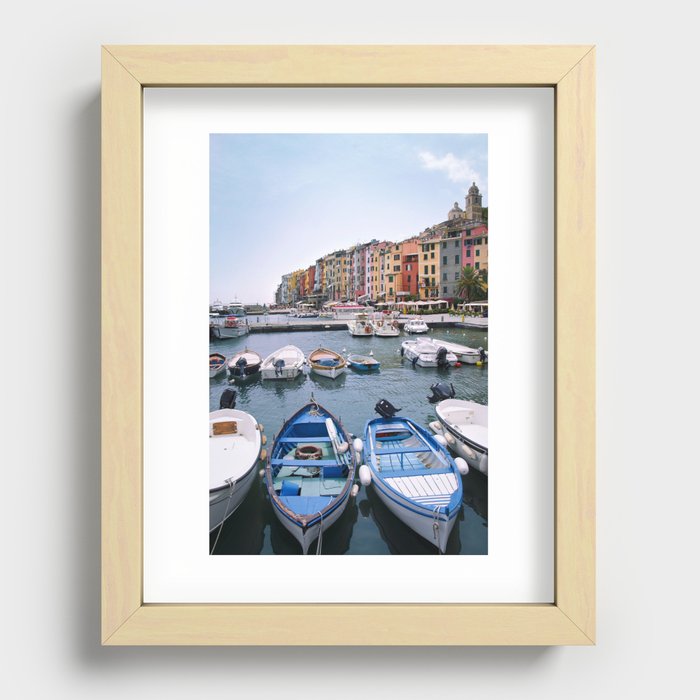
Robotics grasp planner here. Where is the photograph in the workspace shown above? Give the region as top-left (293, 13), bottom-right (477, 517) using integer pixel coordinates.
top-left (208, 133), bottom-right (489, 555)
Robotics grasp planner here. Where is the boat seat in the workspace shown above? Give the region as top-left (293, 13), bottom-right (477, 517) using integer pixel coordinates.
top-left (374, 446), bottom-right (431, 455)
top-left (276, 437), bottom-right (333, 443)
top-left (271, 458), bottom-right (340, 467)
top-left (279, 495), bottom-right (333, 515)
top-left (280, 480), bottom-right (301, 496)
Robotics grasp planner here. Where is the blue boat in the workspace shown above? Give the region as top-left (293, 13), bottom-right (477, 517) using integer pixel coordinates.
top-left (265, 401), bottom-right (357, 554)
top-left (359, 402), bottom-right (466, 553)
top-left (347, 353), bottom-right (381, 372)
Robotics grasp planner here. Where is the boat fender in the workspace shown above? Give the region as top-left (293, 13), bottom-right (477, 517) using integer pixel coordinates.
top-left (259, 449), bottom-right (267, 462)
top-left (445, 432), bottom-right (455, 445)
top-left (350, 484), bottom-right (360, 498)
top-left (434, 434), bottom-right (448, 447)
top-left (337, 441), bottom-right (349, 454)
top-left (359, 464), bottom-right (372, 486)
top-left (352, 437), bottom-right (364, 454)
top-left (454, 457), bottom-right (469, 475)
top-left (261, 435), bottom-right (267, 445)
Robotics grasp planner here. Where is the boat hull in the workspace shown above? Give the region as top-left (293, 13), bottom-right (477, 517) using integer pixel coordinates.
top-left (209, 463), bottom-right (258, 531)
top-left (310, 365), bottom-right (347, 379)
top-left (401, 342), bottom-right (457, 368)
top-left (371, 477), bottom-right (457, 553)
top-left (261, 365), bottom-right (302, 380)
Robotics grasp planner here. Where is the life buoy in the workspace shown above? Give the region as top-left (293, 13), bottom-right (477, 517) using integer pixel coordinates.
top-left (294, 444), bottom-right (323, 460)
top-left (365, 324), bottom-right (372, 333)
top-left (224, 317), bottom-right (238, 328)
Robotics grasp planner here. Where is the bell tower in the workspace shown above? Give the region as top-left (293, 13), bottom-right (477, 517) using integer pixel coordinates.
top-left (465, 182), bottom-right (483, 221)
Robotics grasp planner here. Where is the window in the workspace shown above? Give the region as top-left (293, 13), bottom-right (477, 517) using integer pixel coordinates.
top-left (466, 249), bottom-right (471, 257)
top-left (442, 272), bottom-right (447, 281)
top-left (442, 256), bottom-right (447, 265)
top-left (454, 272), bottom-right (459, 280)
top-left (389, 288), bottom-right (394, 295)
top-left (443, 286), bottom-right (448, 293)
top-left (431, 265), bottom-right (435, 274)
top-left (475, 262), bottom-right (480, 270)
top-left (424, 265), bottom-right (429, 274)
top-left (430, 252), bottom-right (435, 259)
top-left (455, 255), bottom-right (459, 264)
top-left (423, 253), bottom-right (428, 261)
top-left (476, 250), bottom-right (480, 256)
top-left (455, 240), bottom-right (459, 247)
top-left (394, 254), bottom-right (400, 260)
top-left (430, 243), bottom-right (435, 250)
top-left (388, 275), bottom-right (394, 282)
top-left (442, 242), bottom-right (446, 249)
top-left (393, 265), bottom-right (400, 272)
top-left (407, 275), bottom-right (411, 283)
top-left (406, 264), bottom-right (412, 271)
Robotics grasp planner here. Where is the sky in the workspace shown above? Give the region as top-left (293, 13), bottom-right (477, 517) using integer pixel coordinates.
top-left (210, 134), bottom-right (487, 305)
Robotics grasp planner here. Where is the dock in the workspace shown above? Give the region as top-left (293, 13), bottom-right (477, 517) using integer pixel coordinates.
top-left (247, 319), bottom-right (468, 333)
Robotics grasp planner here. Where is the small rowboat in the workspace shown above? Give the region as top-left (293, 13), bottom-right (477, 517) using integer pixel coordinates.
top-left (227, 349), bottom-right (263, 383)
top-left (209, 352), bottom-right (227, 378)
top-left (261, 344), bottom-right (305, 380)
top-left (347, 353), bottom-right (380, 372)
top-left (308, 347), bottom-right (347, 379)
top-left (360, 414), bottom-right (466, 553)
top-left (209, 408), bottom-right (264, 532)
top-left (265, 401), bottom-right (357, 554)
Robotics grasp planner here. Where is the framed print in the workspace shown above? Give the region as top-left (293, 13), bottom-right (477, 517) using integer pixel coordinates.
top-left (102, 45), bottom-right (595, 645)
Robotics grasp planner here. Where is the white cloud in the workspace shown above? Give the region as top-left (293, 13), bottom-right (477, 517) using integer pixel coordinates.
top-left (418, 151), bottom-right (481, 185)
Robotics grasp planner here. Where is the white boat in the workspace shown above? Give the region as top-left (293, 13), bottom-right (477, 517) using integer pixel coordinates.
top-left (404, 318), bottom-right (429, 334)
top-left (265, 402), bottom-right (356, 554)
top-left (209, 352), bottom-right (227, 378)
top-left (209, 408), bottom-right (264, 532)
top-left (371, 313), bottom-right (401, 337)
top-left (401, 339), bottom-right (458, 368)
top-left (360, 414), bottom-right (465, 553)
top-left (331, 303), bottom-right (370, 319)
top-left (261, 345), bottom-right (305, 380)
top-left (308, 347), bottom-right (347, 379)
top-left (210, 314), bottom-right (250, 339)
top-left (227, 349), bottom-right (263, 382)
top-left (428, 338), bottom-right (488, 364)
top-left (433, 399), bottom-right (488, 475)
top-left (347, 312), bottom-right (374, 336)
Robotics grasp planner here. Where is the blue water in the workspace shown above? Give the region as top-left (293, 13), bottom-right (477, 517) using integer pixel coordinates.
top-left (209, 324), bottom-right (488, 555)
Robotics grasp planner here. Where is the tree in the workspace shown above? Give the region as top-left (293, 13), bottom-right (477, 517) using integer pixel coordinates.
top-left (456, 266), bottom-right (487, 303)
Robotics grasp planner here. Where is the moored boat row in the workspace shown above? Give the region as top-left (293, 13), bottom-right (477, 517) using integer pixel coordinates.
top-left (210, 392), bottom-right (487, 554)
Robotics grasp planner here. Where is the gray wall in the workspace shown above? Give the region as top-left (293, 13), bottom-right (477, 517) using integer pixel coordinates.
top-left (2, 1), bottom-right (698, 698)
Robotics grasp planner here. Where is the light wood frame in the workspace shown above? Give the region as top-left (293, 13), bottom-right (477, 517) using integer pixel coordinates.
top-left (102, 45), bottom-right (595, 645)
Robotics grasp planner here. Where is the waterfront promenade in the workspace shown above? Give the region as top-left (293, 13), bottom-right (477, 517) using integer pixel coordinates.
top-left (244, 313), bottom-right (488, 334)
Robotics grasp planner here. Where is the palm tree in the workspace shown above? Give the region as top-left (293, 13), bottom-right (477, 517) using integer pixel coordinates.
top-left (456, 266), bottom-right (487, 303)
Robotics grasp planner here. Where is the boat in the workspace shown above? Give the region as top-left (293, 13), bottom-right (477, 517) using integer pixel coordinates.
top-left (347, 312), bottom-right (374, 336)
top-left (359, 401), bottom-right (466, 553)
top-left (265, 401), bottom-right (357, 554)
top-left (210, 314), bottom-right (250, 339)
top-left (308, 347), bottom-right (347, 379)
top-left (331, 302), bottom-right (370, 319)
top-left (227, 348), bottom-right (263, 382)
top-left (261, 344), bottom-right (305, 380)
top-left (347, 353), bottom-right (380, 372)
top-left (209, 352), bottom-right (227, 378)
top-left (428, 338), bottom-right (488, 364)
top-left (371, 313), bottom-right (401, 337)
top-left (432, 399), bottom-right (488, 475)
top-left (209, 408), bottom-right (265, 532)
top-left (401, 339), bottom-right (458, 368)
top-left (404, 318), bottom-right (429, 334)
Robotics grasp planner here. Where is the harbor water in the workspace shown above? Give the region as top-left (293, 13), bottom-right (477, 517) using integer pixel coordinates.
top-left (209, 322), bottom-right (488, 555)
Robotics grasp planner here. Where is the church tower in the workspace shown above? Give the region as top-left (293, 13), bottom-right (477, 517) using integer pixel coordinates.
top-left (465, 182), bottom-right (483, 221)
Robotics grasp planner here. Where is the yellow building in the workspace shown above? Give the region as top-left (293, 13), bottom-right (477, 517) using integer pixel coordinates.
top-left (418, 238), bottom-right (440, 299)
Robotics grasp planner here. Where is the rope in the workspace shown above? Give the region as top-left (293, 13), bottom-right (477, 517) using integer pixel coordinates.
top-left (210, 478), bottom-right (236, 554)
top-left (315, 510), bottom-right (324, 555)
top-left (432, 506), bottom-right (443, 555)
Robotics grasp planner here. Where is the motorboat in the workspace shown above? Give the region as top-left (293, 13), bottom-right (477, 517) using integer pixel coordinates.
top-left (209, 352), bottom-right (227, 378)
top-left (347, 353), bottom-right (380, 372)
top-left (429, 338), bottom-right (487, 364)
top-left (401, 339), bottom-right (458, 368)
top-left (209, 408), bottom-right (265, 532)
top-left (265, 401), bottom-right (357, 554)
top-left (359, 401), bottom-right (466, 553)
top-left (261, 345), bottom-right (305, 380)
top-left (371, 313), bottom-right (401, 337)
top-left (347, 312), bottom-right (374, 336)
top-left (432, 399), bottom-right (488, 475)
top-left (210, 314), bottom-right (250, 339)
top-left (308, 347), bottom-right (347, 379)
top-left (227, 348), bottom-right (263, 382)
top-left (404, 318), bottom-right (429, 334)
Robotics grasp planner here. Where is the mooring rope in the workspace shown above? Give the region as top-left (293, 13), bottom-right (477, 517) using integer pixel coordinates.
top-left (432, 505), bottom-right (443, 555)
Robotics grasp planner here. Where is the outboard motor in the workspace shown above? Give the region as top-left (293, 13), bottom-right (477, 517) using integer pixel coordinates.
top-left (479, 347), bottom-right (486, 363)
top-left (273, 358), bottom-right (285, 377)
top-left (436, 346), bottom-right (449, 368)
top-left (235, 356), bottom-right (248, 375)
top-left (219, 388), bottom-right (237, 410)
top-left (427, 382), bottom-right (456, 404)
top-left (374, 399), bottom-right (401, 419)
